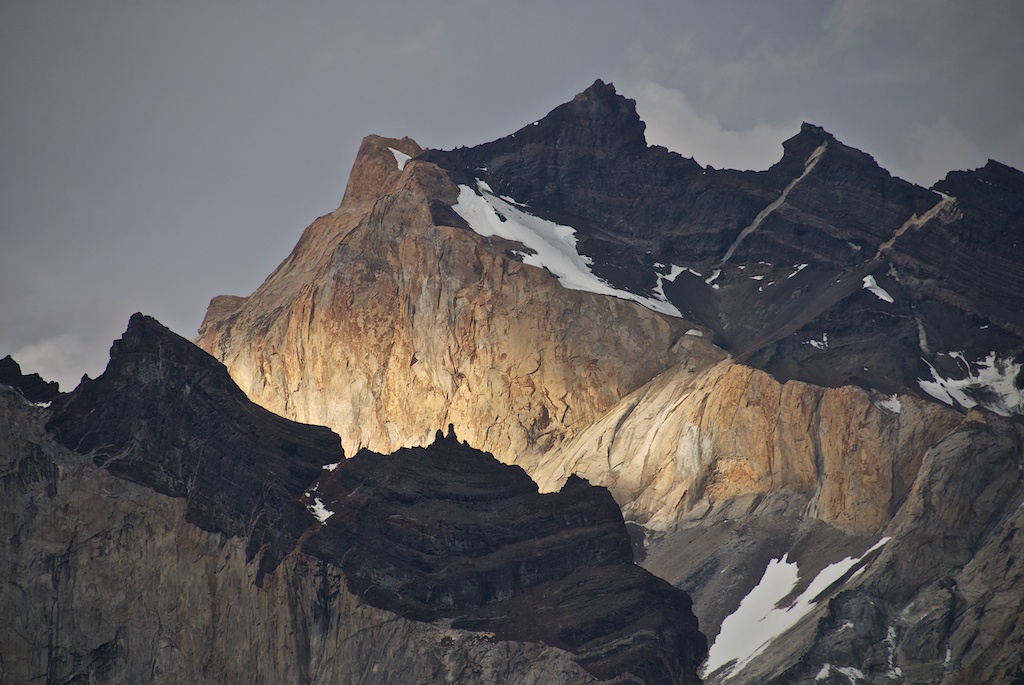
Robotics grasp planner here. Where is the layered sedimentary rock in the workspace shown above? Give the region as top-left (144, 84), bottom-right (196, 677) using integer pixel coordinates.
top-left (423, 80), bottom-right (1024, 410)
top-left (1, 314), bottom-right (706, 685)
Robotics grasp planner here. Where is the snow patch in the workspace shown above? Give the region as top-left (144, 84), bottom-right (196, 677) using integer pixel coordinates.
top-left (862, 275), bottom-right (894, 303)
top-left (816, 664), bottom-right (866, 683)
top-left (703, 538), bottom-right (890, 681)
top-left (322, 462), bottom-right (340, 471)
top-left (806, 333), bottom-right (829, 350)
top-left (453, 182), bottom-right (682, 317)
top-left (684, 329), bottom-right (704, 337)
top-left (788, 263), bottom-right (808, 279)
top-left (387, 147), bottom-right (410, 170)
top-left (918, 351), bottom-right (1023, 416)
top-left (876, 394), bottom-right (902, 414)
top-left (885, 626), bottom-right (903, 679)
top-left (308, 497), bottom-right (334, 524)
top-left (705, 269), bottom-right (721, 285)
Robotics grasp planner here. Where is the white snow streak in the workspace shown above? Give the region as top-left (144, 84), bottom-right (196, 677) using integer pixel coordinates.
top-left (807, 332), bottom-right (829, 350)
top-left (885, 626), bottom-right (903, 679)
top-left (918, 351), bottom-right (1023, 417)
top-left (876, 394), bottom-right (902, 414)
top-left (308, 497), bottom-right (335, 524)
top-left (322, 462), bottom-right (340, 471)
top-left (862, 275), bottom-right (894, 303)
top-left (453, 182), bottom-right (682, 317)
top-left (816, 664), bottom-right (866, 683)
top-left (703, 538), bottom-right (890, 681)
top-left (387, 147), bottom-right (411, 170)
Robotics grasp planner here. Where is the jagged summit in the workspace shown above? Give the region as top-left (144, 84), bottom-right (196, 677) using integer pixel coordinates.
top-left (0, 355), bottom-right (60, 403)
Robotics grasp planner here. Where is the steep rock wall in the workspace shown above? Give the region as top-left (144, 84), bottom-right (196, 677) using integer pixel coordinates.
top-left (531, 357), bottom-right (960, 533)
top-left (196, 135), bottom-right (698, 462)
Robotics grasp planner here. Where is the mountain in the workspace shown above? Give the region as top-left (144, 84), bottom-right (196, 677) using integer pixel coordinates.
top-left (2, 313), bottom-right (705, 684)
top-left (4, 80), bottom-right (1023, 684)
top-left (194, 80), bottom-right (1024, 683)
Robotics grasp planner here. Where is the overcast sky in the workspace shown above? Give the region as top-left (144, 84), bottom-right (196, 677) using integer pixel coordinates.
top-left (3, 1), bottom-right (1023, 390)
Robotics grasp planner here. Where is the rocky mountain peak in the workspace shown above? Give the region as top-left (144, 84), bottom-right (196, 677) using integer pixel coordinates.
top-left (0, 354), bottom-right (60, 403)
top-left (545, 78), bottom-right (650, 156)
top-left (341, 133), bottom-right (424, 204)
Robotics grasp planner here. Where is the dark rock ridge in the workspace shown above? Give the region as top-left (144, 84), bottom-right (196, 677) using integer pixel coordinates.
top-left (0, 354), bottom-right (60, 403)
top-left (308, 431), bottom-right (706, 683)
top-left (47, 313), bottom-right (340, 584)
top-left (37, 313), bottom-right (706, 684)
top-left (422, 80), bottom-right (1024, 413)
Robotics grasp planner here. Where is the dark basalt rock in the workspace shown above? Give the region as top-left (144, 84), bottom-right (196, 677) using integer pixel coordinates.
top-left (420, 79), bottom-right (775, 295)
top-left (45, 313), bottom-right (707, 684)
top-left (893, 160), bottom-right (1024, 337)
top-left (305, 430), bottom-right (707, 683)
top-left (46, 313), bottom-right (339, 583)
top-left (424, 81), bottom-right (1024, 410)
top-left (0, 355), bottom-right (60, 403)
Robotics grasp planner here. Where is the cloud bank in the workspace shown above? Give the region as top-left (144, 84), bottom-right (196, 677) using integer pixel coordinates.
top-left (628, 81), bottom-right (798, 171)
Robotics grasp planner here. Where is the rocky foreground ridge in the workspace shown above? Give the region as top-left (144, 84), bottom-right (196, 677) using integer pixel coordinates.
top-left (194, 81), bottom-right (1024, 682)
top-left (1, 314), bottom-right (705, 684)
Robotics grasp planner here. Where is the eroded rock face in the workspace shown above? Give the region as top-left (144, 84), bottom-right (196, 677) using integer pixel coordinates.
top-left (47, 313), bottom-right (341, 584)
top-left (705, 414), bottom-right (1024, 685)
top-left (531, 358), bottom-right (961, 534)
top-left (423, 81), bottom-right (1024, 413)
top-left (196, 134), bottom-right (696, 461)
top-left (5, 314), bottom-right (707, 685)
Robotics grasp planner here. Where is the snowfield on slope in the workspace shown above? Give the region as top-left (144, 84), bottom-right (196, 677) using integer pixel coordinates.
top-left (703, 538), bottom-right (890, 681)
top-left (918, 351), bottom-right (1023, 417)
top-left (453, 181), bottom-right (683, 317)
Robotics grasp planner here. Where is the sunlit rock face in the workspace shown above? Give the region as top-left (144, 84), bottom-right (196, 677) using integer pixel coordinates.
top-left (192, 80), bottom-right (1024, 683)
top-left (195, 133), bottom-right (698, 462)
top-left (1, 314), bottom-right (706, 685)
